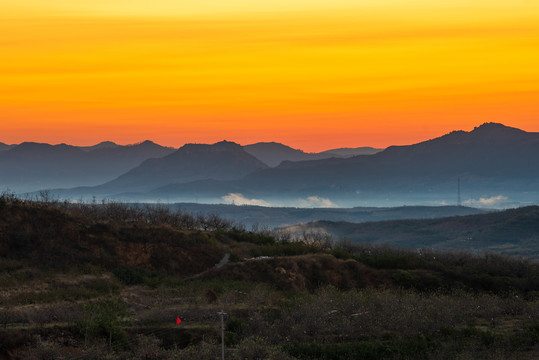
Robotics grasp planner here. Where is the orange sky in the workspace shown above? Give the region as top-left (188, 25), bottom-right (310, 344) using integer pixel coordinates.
top-left (1, 1), bottom-right (538, 152)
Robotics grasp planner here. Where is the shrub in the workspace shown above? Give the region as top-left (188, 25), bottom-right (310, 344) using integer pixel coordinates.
top-left (251, 242), bottom-right (321, 257)
top-left (113, 266), bottom-right (162, 286)
top-left (226, 317), bottom-right (245, 345)
top-left (75, 299), bottom-right (129, 348)
top-left (223, 228), bottom-right (276, 245)
top-left (113, 266), bottom-right (146, 285)
top-left (391, 270), bottom-right (415, 288)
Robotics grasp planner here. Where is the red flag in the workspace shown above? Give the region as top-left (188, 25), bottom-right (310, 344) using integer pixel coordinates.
top-left (176, 317), bottom-right (181, 324)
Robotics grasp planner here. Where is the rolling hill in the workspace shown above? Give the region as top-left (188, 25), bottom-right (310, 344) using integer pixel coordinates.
top-left (280, 205), bottom-right (539, 258)
top-left (160, 203), bottom-right (487, 228)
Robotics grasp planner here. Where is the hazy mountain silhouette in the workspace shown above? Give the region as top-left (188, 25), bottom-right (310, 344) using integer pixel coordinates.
top-left (79, 141), bottom-right (119, 152)
top-left (244, 142), bottom-right (382, 167)
top-left (318, 147), bottom-right (382, 157)
top-left (244, 142), bottom-right (318, 167)
top-left (0, 142), bottom-right (14, 151)
top-left (0, 141), bottom-right (174, 192)
top-left (90, 140), bottom-right (268, 194)
top-left (138, 123), bottom-right (539, 206)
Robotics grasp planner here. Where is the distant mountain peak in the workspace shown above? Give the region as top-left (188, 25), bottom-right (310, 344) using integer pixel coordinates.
top-left (94, 139), bottom-right (267, 193)
top-left (17, 141), bottom-right (48, 147)
top-left (95, 141), bottom-right (117, 147)
top-left (121, 140), bottom-right (175, 151)
top-left (12, 142), bottom-right (79, 152)
top-left (246, 141), bottom-right (300, 149)
top-left (409, 122), bottom-right (535, 149)
top-left (79, 141), bottom-right (119, 152)
top-left (179, 140), bottom-right (243, 153)
top-left (472, 122), bottom-right (524, 133)
top-left (474, 122), bottom-right (509, 129)
top-left (213, 140), bottom-right (243, 149)
top-left (134, 140), bottom-right (158, 146)
top-left (257, 141), bottom-right (285, 145)
top-left (466, 122), bottom-right (532, 144)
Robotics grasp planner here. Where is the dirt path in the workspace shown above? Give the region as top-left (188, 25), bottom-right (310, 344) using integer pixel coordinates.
top-left (184, 253), bottom-right (229, 280)
top-left (215, 253), bottom-right (230, 269)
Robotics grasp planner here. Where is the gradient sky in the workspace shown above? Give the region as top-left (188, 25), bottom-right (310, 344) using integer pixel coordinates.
top-left (1, 1), bottom-right (538, 151)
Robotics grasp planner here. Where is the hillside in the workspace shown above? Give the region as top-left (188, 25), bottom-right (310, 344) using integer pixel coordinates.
top-left (280, 206), bottom-right (539, 258)
top-left (0, 199), bottom-right (223, 276)
top-left (0, 197), bottom-right (537, 359)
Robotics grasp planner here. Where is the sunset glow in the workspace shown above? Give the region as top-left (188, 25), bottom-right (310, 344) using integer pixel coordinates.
top-left (1, 1), bottom-right (538, 151)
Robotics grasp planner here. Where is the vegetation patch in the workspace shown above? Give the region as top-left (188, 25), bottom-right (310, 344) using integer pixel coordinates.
top-left (0, 197), bottom-right (537, 359)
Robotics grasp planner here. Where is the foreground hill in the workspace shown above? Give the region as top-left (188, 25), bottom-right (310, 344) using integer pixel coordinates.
top-left (0, 197), bottom-right (537, 359)
top-left (0, 199), bottom-right (222, 276)
top-left (281, 206), bottom-right (539, 258)
top-left (0, 141), bottom-right (175, 193)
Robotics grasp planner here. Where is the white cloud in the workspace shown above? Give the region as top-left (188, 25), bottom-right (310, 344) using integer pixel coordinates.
top-left (463, 195), bottom-right (508, 208)
top-left (221, 193), bottom-right (270, 207)
top-left (298, 196), bottom-right (337, 208)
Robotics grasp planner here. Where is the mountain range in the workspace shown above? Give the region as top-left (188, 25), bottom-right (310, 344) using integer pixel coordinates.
top-left (3, 123), bottom-right (538, 208)
top-left (0, 141), bottom-right (175, 192)
top-left (140, 123), bottom-right (539, 207)
top-left (0, 140), bottom-right (378, 194)
top-left (90, 141), bottom-right (268, 194)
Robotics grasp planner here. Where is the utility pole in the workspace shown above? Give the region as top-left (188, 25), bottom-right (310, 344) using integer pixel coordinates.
top-left (218, 309), bottom-right (227, 360)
